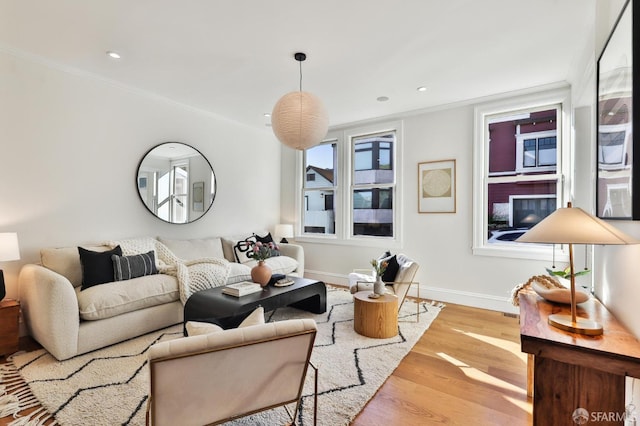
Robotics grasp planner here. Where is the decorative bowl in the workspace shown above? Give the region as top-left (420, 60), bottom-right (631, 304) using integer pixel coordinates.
top-left (531, 281), bottom-right (589, 305)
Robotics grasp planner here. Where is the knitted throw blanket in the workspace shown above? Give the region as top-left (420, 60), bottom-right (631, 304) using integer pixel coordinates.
top-left (106, 237), bottom-right (231, 304)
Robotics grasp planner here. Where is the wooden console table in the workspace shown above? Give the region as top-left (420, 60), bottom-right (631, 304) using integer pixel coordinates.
top-left (519, 291), bottom-right (640, 425)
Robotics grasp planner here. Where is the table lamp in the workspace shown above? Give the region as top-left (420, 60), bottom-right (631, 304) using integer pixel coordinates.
top-left (516, 202), bottom-right (638, 335)
top-left (0, 233), bottom-right (21, 301)
top-left (275, 224), bottom-right (294, 243)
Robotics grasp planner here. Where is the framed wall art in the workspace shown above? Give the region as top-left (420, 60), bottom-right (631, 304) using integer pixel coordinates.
top-left (418, 159), bottom-right (456, 213)
top-left (596, 0), bottom-right (639, 219)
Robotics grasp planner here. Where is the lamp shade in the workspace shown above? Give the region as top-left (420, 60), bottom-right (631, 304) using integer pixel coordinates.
top-left (0, 233), bottom-right (20, 261)
top-left (271, 91), bottom-right (329, 150)
top-left (516, 205), bottom-right (639, 245)
top-left (275, 224), bottom-right (294, 239)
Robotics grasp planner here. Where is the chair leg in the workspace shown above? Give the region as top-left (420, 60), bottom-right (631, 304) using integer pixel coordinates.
top-left (397, 282), bottom-right (420, 323)
top-left (288, 361), bottom-right (318, 426)
top-left (417, 281), bottom-right (420, 322)
top-left (310, 361), bottom-right (318, 426)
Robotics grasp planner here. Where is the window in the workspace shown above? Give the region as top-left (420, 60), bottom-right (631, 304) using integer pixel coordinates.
top-left (298, 121), bottom-right (402, 246)
top-left (302, 142), bottom-right (336, 235)
top-left (516, 130), bottom-right (557, 172)
top-left (351, 132), bottom-right (395, 238)
top-left (473, 88), bottom-right (570, 260)
top-left (156, 162), bottom-right (189, 224)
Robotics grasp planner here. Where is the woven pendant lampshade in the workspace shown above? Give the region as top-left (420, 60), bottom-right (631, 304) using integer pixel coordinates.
top-left (271, 53), bottom-right (328, 150)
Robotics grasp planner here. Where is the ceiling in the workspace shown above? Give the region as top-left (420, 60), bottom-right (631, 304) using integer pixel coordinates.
top-left (0, 0), bottom-right (595, 132)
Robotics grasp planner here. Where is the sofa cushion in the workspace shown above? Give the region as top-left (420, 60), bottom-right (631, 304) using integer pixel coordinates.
top-left (41, 245), bottom-right (112, 288)
top-left (76, 274), bottom-right (179, 321)
top-left (158, 237), bottom-right (225, 261)
top-left (112, 250), bottom-right (158, 281)
top-left (244, 256), bottom-right (298, 275)
top-left (79, 245), bottom-right (123, 290)
top-left (225, 262), bottom-right (252, 285)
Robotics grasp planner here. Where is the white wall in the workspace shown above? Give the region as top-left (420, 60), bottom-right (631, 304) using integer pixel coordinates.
top-left (0, 50), bottom-right (280, 299)
top-left (281, 103), bottom-right (558, 313)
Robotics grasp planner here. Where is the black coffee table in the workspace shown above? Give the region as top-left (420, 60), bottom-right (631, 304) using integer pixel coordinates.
top-left (183, 276), bottom-right (326, 330)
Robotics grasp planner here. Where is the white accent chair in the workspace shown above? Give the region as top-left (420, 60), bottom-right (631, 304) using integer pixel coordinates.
top-left (348, 254), bottom-right (420, 312)
top-left (146, 319), bottom-right (318, 426)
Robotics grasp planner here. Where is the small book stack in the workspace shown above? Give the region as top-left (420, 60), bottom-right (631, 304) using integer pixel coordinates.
top-left (222, 281), bottom-right (263, 297)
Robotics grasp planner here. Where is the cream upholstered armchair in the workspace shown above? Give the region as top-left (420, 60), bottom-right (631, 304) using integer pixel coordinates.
top-left (348, 254), bottom-right (419, 311)
top-left (146, 318), bottom-right (317, 426)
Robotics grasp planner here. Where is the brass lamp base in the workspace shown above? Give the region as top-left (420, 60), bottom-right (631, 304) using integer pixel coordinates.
top-left (548, 314), bottom-right (603, 336)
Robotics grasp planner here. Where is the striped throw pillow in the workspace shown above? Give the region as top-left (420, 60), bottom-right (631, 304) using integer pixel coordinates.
top-left (112, 250), bottom-right (158, 281)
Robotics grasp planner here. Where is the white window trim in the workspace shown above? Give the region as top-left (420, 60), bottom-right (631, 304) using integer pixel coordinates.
top-left (515, 129), bottom-right (557, 173)
top-left (295, 120), bottom-right (403, 249)
top-left (472, 87), bottom-right (572, 261)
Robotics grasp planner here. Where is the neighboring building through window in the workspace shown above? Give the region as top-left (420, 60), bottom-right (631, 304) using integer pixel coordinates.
top-left (488, 109), bottom-right (558, 234)
top-left (352, 132), bottom-right (395, 237)
top-left (303, 143), bottom-right (336, 235)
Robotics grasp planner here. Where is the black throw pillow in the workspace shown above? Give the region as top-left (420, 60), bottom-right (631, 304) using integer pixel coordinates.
top-left (254, 232), bottom-right (275, 244)
top-left (79, 245), bottom-right (122, 290)
top-left (112, 250), bottom-right (158, 281)
top-left (381, 254), bottom-right (400, 283)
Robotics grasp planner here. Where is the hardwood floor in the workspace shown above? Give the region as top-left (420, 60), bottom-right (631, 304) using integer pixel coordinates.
top-left (0, 301), bottom-right (531, 426)
top-left (352, 302), bottom-right (532, 425)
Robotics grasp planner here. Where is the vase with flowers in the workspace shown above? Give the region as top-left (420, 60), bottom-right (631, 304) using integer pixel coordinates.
top-left (248, 241), bottom-right (279, 287)
top-left (370, 258), bottom-right (389, 296)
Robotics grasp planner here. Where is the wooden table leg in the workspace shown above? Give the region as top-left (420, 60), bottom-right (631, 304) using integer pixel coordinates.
top-left (527, 353), bottom-right (534, 398)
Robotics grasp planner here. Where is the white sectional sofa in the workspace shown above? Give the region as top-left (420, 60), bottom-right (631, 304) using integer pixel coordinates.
top-left (19, 235), bottom-right (304, 360)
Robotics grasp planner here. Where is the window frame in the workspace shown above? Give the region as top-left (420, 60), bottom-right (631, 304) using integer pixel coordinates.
top-left (515, 129), bottom-right (557, 173)
top-left (472, 87), bottom-right (571, 261)
top-left (295, 120), bottom-right (403, 248)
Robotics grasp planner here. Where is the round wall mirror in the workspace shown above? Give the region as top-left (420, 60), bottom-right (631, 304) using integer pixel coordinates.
top-left (136, 142), bottom-right (216, 224)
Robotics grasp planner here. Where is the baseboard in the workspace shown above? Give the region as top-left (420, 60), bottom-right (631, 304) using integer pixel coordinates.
top-left (304, 269), bottom-right (518, 314)
top-left (422, 286), bottom-right (518, 315)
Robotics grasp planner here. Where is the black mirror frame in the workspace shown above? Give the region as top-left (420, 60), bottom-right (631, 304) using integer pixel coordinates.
top-left (136, 142), bottom-right (217, 224)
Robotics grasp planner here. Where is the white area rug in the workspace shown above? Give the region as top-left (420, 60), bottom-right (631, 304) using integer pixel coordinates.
top-left (2, 287), bottom-right (442, 426)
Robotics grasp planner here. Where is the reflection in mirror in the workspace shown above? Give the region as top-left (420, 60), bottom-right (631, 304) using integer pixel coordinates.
top-left (137, 142), bottom-right (216, 224)
top-left (596, 0), bottom-right (634, 218)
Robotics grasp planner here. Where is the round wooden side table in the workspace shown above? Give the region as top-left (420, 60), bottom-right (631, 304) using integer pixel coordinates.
top-left (353, 291), bottom-right (398, 338)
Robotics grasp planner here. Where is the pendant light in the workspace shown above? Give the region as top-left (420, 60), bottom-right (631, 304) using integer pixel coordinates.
top-left (271, 52), bottom-right (329, 150)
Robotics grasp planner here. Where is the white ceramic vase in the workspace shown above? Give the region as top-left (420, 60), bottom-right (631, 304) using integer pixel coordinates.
top-left (373, 277), bottom-right (386, 295)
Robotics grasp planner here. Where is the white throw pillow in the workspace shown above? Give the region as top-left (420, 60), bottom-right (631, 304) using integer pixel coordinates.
top-left (186, 321), bottom-right (224, 336)
top-left (185, 306), bottom-right (265, 336)
top-left (238, 306), bottom-right (265, 327)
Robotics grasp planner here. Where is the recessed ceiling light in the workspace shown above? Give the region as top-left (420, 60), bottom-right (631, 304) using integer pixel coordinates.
top-left (264, 113), bottom-right (271, 118)
top-left (106, 51), bottom-right (121, 59)
top-left (377, 96), bottom-right (389, 102)
top-left (417, 86), bottom-right (427, 92)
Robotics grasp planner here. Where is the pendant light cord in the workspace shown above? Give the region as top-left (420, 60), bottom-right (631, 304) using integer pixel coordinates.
top-left (299, 60), bottom-right (303, 92)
